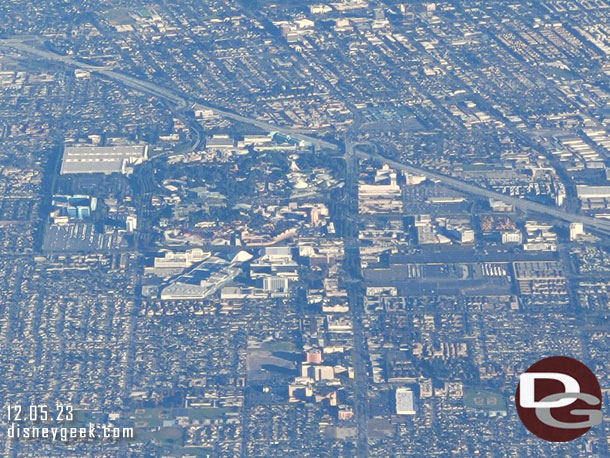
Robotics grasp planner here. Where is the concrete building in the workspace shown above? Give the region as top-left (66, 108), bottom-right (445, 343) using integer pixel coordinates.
top-left (205, 134), bottom-right (234, 149)
top-left (358, 164), bottom-right (401, 196)
top-left (126, 215), bottom-right (137, 233)
top-left (502, 230), bottom-right (523, 244)
top-left (570, 222), bottom-right (584, 241)
top-left (160, 251), bottom-right (252, 300)
top-left (51, 194), bottom-right (97, 220)
top-left (154, 249), bottom-right (209, 269)
top-left (262, 276), bottom-right (290, 292)
top-left (306, 349), bottom-right (323, 364)
top-left (250, 247), bottom-right (299, 281)
top-left (396, 388), bottom-right (416, 415)
top-left (489, 198), bottom-right (514, 213)
top-left (512, 261), bottom-right (568, 297)
top-left (326, 315), bottom-right (353, 333)
top-left (60, 145), bottom-right (148, 175)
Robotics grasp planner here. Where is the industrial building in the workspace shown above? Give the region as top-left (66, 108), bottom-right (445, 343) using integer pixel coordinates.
top-left (60, 144), bottom-right (148, 175)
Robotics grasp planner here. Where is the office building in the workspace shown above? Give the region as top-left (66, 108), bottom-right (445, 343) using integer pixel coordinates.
top-left (396, 388), bottom-right (416, 415)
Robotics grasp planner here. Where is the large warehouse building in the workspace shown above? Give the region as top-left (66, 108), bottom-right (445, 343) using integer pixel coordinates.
top-left (60, 144), bottom-right (148, 175)
top-left (576, 185), bottom-right (610, 199)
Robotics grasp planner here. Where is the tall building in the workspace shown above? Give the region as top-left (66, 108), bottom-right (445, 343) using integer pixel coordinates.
top-left (126, 215), bottom-right (138, 233)
top-left (60, 145), bottom-right (148, 175)
top-left (250, 247), bottom-right (299, 281)
top-left (570, 222), bottom-right (584, 241)
top-left (262, 276), bottom-right (289, 292)
top-left (396, 388), bottom-right (416, 415)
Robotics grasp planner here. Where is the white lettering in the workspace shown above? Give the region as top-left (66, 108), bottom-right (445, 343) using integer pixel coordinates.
top-left (520, 372), bottom-right (580, 408)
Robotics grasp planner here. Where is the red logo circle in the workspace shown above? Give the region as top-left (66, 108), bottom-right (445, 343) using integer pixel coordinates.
top-left (515, 356), bottom-right (602, 442)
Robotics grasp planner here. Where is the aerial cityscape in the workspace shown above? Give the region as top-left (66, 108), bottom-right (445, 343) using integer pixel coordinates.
top-left (0, 0), bottom-right (609, 456)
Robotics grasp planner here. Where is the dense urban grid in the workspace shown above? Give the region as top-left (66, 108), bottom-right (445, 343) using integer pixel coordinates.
top-left (0, 0), bottom-right (609, 456)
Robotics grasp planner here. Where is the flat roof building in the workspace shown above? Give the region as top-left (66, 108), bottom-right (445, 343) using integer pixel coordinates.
top-left (205, 134), bottom-right (234, 149)
top-left (396, 388), bottom-right (416, 415)
top-left (576, 185), bottom-right (610, 199)
top-left (60, 145), bottom-right (148, 175)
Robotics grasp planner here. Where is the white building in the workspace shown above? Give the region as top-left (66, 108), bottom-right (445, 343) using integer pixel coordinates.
top-left (159, 251), bottom-right (252, 300)
top-left (570, 222), bottom-right (584, 241)
top-left (502, 230), bottom-right (523, 244)
top-left (358, 164), bottom-right (401, 196)
top-left (262, 276), bottom-right (289, 292)
top-left (396, 388), bottom-right (416, 415)
top-left (310, 4), bottom-right (332, 14)
top-left (60, 145), bottom-right (148, 175)
top-left (126, 215), bottom-right (138, 233)
top-left (153, 249), bottom-right (209, 269)
top-left (205, 134), bottom-right (234, 149)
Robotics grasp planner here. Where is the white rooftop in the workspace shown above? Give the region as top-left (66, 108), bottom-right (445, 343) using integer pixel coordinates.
top-left (60, 145), bottom-right (148, 175)
top-left (396, 388), bottom-right (415, 415)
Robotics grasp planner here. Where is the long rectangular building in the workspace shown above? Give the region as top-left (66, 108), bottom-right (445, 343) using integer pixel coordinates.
top-left (60, 144), bottom-right (148, 175)
top-left (576, 185), bottom-right (610, 199)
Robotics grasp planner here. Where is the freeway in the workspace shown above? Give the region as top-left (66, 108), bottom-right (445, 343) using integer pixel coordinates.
top-left (3, 38), bottom-right (610, 232)
top-left (0, 38), bottom-right (339, 152)
top-left (356, 151), bottom-right (610, 233)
